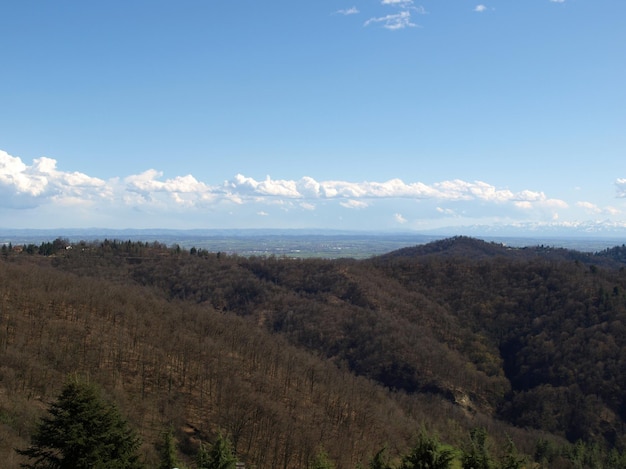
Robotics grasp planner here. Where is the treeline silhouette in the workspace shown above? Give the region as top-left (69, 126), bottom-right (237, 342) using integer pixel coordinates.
top-left (2, 236), bottom-right (626, 468)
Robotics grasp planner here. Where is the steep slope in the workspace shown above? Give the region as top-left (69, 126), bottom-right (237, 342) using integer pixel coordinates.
top-left (370, 238), bottom-right (626, 446)
top-left (0, 258), bottom-right (429, 468)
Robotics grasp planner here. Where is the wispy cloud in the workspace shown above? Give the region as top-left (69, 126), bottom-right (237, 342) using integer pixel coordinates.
top-left (342, 1), bottom-right (565, 31)
top-left (616, 178), bottom-right (626, 198)
top-left (381, 0), bottom-right (414, 5)
top-left (340, 199), bottom-right (369, 209)
top-left (361, 0), bottom-right (427, 30)
top-left (576, 201), bottom-right (622, 218)
top-left (335, 6), bottom-right (359, 16)
top-left (577, 201), bottom-right (603, 214)
top-left (394, 213), bottom-right (407, 224)
top-left (437, 207), bottom-right (458, 217)
top-left (364, 11), bottom-right (416, 30)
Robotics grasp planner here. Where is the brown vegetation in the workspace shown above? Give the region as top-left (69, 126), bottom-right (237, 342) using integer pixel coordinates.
top-left (2, 236), bottom-right (626, 468)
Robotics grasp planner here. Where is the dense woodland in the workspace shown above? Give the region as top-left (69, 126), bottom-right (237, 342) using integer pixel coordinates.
top-left (2, 236), bottom-right (626, 468)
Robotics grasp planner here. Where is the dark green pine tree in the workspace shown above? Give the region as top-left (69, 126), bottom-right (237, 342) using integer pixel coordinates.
top-left (16, 378), bottom-right (143, 469)
top-left (499, 437), bottom-right (525, 469)
top-left (195, 441), bottom-right (210, 469)
top-left (312, 449), bottom-right (335, 469)
top-left (368, 447), bottom-right (392, 469)
top-left (206, 433), bottom-right (237, 469)
top-left (400, 432), bottom-right (455, 469)
top-left (158, 426), bottom-right (180, 469)
top-left (461, 427), bottom-right (494, 469)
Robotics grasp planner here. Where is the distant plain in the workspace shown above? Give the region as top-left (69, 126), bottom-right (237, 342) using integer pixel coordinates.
top-left (1, 229), bottom-right (624, 258)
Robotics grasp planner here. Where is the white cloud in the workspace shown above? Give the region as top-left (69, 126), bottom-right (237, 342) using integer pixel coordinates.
top-left (0, 150), bottom-right (109, 208)
top-left (616, 178), bottom-right (626, 197)
top-left (351, 0), bottom-right (426, 31)
top-left (577, 201), bottom-right (602, 214)
top-left (227, 174), bottom-right (301, 198)
top-left (545, 199), bottom-right (569, 209)
top-left (336, 6), bottom-right (359, 15)
top-left (434, 179), bottom-right (513, 201)
top-left (474, 5), bottom-right (487, 13)
top-left (381, 0), bottom-right (413, 5)
top-left (364, 11), bottom-right (416, 30)
top-left (550, 0), bottom-right (565, 3)
top-left (577, 201), bottom-right (622, 216)
top-left (124, 169), bottom-right (216, 208)
top-left (394, 213), bottom-right (407, 224)
top-left (296, 176), bottom-right (322, 198)
top-left (436, 207), bottom-right (457, 217)
top-left (0, 149), bottom-right (588, 229)
top-left (513, 201), bottom-right (532, 210)
top-left (340, 199), bottom-right (369, 209)
top-left (222, 175), bottom-right (571, 220)
top-left (0, 150), bottom-right (571, 211)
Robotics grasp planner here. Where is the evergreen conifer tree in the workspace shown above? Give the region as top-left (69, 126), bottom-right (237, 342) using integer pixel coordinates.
top-left (400, 432), bottom-right (455, 469)
top-left (195, 441), bottom-right (210, 469)
top-left (368, 447), bottom-right (392, 469)
top-left (16, 378), bottom-right (143, 469)
top-left (312, 449), bottom-right (335, 469)
top-left (499, 437), bottom-right (525, 469)
top-left (206, 433), bottom-right (236, 469)
top-left (158, 426), bottom-right (180, 469)
top-left (461, 427), bottom-right (493, 469)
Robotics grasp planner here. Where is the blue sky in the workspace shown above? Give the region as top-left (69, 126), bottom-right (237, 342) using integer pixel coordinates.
top-left (1, 0), bottom-right (625, 232)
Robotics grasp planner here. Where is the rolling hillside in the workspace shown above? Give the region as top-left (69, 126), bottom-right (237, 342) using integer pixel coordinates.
top-left (2, 236), bottom-right (626, 468)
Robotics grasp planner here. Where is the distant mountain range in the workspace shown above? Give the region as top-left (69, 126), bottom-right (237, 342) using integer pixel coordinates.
top-left (429, 220), bottom-right (626, 237)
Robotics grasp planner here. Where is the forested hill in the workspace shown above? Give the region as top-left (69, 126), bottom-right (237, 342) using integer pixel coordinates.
top-left (380, 235), bottom-right (624, 265)
top-left (2, 236), bottom-right (626, 468)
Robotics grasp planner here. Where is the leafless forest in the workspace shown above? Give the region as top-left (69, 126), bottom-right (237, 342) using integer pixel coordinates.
top-left (2, 237), bottom-right (626, 468)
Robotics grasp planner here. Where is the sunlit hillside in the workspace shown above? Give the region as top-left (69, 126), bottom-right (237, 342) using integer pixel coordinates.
top-left (2, 237), bottom-right (626, 468)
